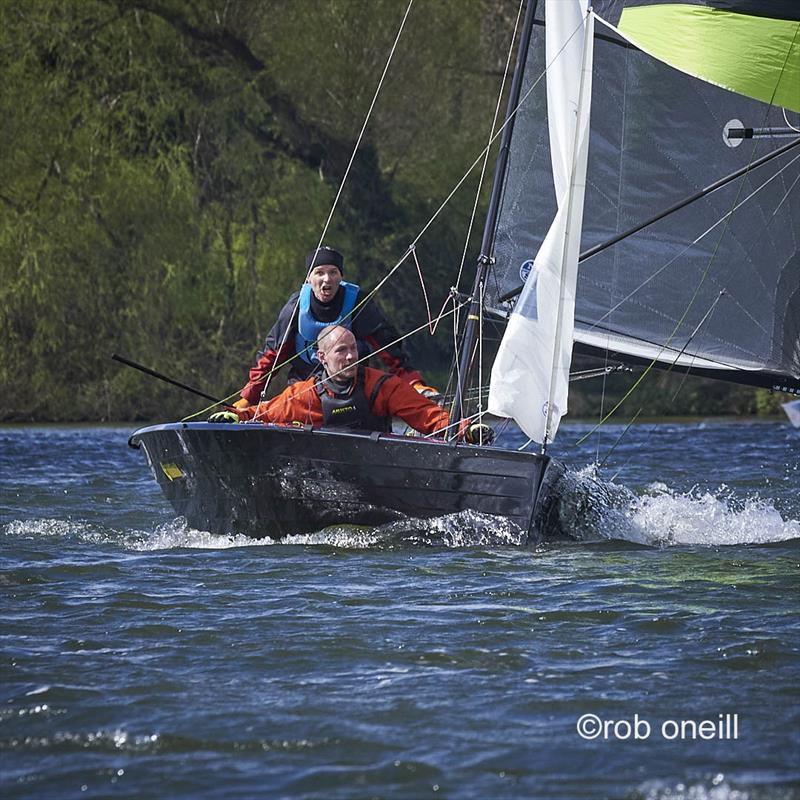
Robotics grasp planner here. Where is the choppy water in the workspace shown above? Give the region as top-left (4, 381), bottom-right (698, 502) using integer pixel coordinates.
top-left (1, 421), bottom-right (798, 799)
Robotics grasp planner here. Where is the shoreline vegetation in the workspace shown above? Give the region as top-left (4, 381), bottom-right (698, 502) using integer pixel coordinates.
top-left (1, 1), bottom-right (793, 424)
top-left (0, 412), bottom-right (793, 430)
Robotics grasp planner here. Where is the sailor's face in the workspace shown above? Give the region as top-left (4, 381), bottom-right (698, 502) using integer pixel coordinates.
top-left (308, 264), bottom-right (342, 303)
top-left (319, 328), bottom-right (358, 380)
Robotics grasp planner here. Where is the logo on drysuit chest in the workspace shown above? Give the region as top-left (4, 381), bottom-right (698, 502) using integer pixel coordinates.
top-left (318, 368), bottom-right (391, 432)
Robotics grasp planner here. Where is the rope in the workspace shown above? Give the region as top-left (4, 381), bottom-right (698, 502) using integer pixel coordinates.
top-left (445, 0), bottom-right (523, 418)
top-left (595, 147), bottom-right (799, 466)
top-left (576, 146), bottom-right (800, 448)
top-left (250, 296), bottom-right (470, 422)
top-left (258, 0), bottom-right (415, 402)
top-left (346, 16), bottom-right (587, 324)
top-left (185, 15), bottom-right (588, 423)
top-left (582, 150), bottom-right (800, 339)
top-left (570, 16), bottom-right (800, 454)
top-left (593, 290), bottom-right (726, 464)
top-left (454, 0), bottom-right (525, 296)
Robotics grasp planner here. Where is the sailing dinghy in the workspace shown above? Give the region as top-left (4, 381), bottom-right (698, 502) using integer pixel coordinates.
top-left (130, 0), bottom-right (799, 541)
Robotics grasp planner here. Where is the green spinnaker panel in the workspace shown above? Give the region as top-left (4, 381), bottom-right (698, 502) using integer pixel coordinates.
top-left (618, 5), bottom-right (800, 111)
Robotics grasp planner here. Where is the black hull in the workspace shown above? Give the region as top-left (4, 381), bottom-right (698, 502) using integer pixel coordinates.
top-left (129, 423), bottom-right (563, 542)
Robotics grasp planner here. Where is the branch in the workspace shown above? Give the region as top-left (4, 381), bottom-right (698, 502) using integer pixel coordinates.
top-left (119, 0), bottom-right (401, 223)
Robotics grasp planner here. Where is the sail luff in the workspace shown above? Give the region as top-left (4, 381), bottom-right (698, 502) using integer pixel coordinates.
top-left (488, 0), bottom-right (595, 445)
top-left (543, 8), bottom-right (596, 445)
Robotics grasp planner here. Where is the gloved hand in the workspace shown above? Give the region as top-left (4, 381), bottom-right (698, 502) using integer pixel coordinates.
top-left (232, 398), bottom-right (251, 410)
top-left (464, 422), bottom-right (496, 445)
top-left (412, 381), bottom-right (444, 405)
top-left (208, 411), bottom-right (240, 424)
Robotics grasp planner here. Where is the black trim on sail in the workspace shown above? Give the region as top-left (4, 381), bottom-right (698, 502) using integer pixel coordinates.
top-left (591, 0), bottom-right (800, 25)
top-left (573, 340), bottom-right (800, 395)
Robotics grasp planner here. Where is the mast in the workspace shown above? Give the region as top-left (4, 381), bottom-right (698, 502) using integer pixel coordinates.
top-left (450, 0), bottom-right (539, 435)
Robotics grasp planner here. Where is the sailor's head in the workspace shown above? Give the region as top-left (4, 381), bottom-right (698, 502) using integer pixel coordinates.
top-left (305, 246), bottom-right (344, 304)
top-left (317, 324), bottom-right (358, 382)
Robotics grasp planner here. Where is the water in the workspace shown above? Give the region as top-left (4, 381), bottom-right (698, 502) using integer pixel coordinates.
top-left (1, 421), bottom-right (798, 799)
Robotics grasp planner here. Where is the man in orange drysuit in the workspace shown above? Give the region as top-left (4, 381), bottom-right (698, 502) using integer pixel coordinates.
top-left (233, 246), bottom-right (440, 409)
top-left (225, 325), bottom-right (449, 436)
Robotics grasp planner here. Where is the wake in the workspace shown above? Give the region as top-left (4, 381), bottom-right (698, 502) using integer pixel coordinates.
top-left (4, 470), bottom-right (798, 549)
top-left (551, 465), bottom-right (800, 546)
top-left (1, 511), bottom-right (526, 551)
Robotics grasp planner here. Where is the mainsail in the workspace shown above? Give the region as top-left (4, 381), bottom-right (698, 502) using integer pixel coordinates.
top-left (486, 0), bottom-right (800, 442)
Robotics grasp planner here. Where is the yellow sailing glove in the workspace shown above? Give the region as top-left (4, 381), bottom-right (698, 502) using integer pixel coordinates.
top-left (208, 411), bottom-right (239, 424)
top-left (464, 422), bottom-right (495, 446)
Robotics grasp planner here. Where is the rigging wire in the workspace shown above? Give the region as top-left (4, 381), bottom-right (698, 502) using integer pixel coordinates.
top-left (560, 148), bottom-right (800, 442)
top-left (581, 150), bottom-right (800, 339)
top-left (180, 285), bottom-right (469, 424)
top-left (575, 175), bottom-right (793, 445)
top-left (597, 162), bottom-right (799, 470)
top-left (248, 297), bottom-right (471, 423)
top-left (320, 4), bottom-right (581, 423)
top-left (257, 0), bottom-right (415, 403)
top-left (344, 15), bottom-right (587, 331)
top-left (599, 24), bottom-right (632, 465)
top-left (448, 0), bottom-right (524, 430)
top-left (579, 28), bottom-right (800, 451)
top-left (453, 0), bottom-right (525, 298)
top-left (478, 273), bottom-right (485, 433)
top-left (594, 290), bottom-right (726, 468)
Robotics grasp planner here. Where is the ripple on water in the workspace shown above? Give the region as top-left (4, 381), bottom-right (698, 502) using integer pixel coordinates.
top-left (631, 775), bottom-right (800, 800)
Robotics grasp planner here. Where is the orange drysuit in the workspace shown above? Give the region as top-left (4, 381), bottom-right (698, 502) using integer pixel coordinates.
top-left (240, 367), bottom-right (448, 436)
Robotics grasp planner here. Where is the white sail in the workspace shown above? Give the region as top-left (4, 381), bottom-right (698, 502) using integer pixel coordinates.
top-left (783, 399), bottom-right (800, 428)
top-left (488, 0), bottom-right (594, 444)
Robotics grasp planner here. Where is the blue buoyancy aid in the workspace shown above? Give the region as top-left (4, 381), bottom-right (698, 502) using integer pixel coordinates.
top-left (295, 281), bottom-right (360, 365)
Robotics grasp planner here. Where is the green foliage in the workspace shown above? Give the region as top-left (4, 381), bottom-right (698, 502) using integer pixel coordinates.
top-left (753, 388), bottom-right (794, 418)
top-left (1, 0), bottom-right (509, 421)
top-left (0, 0), bottom-right (782, 422)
